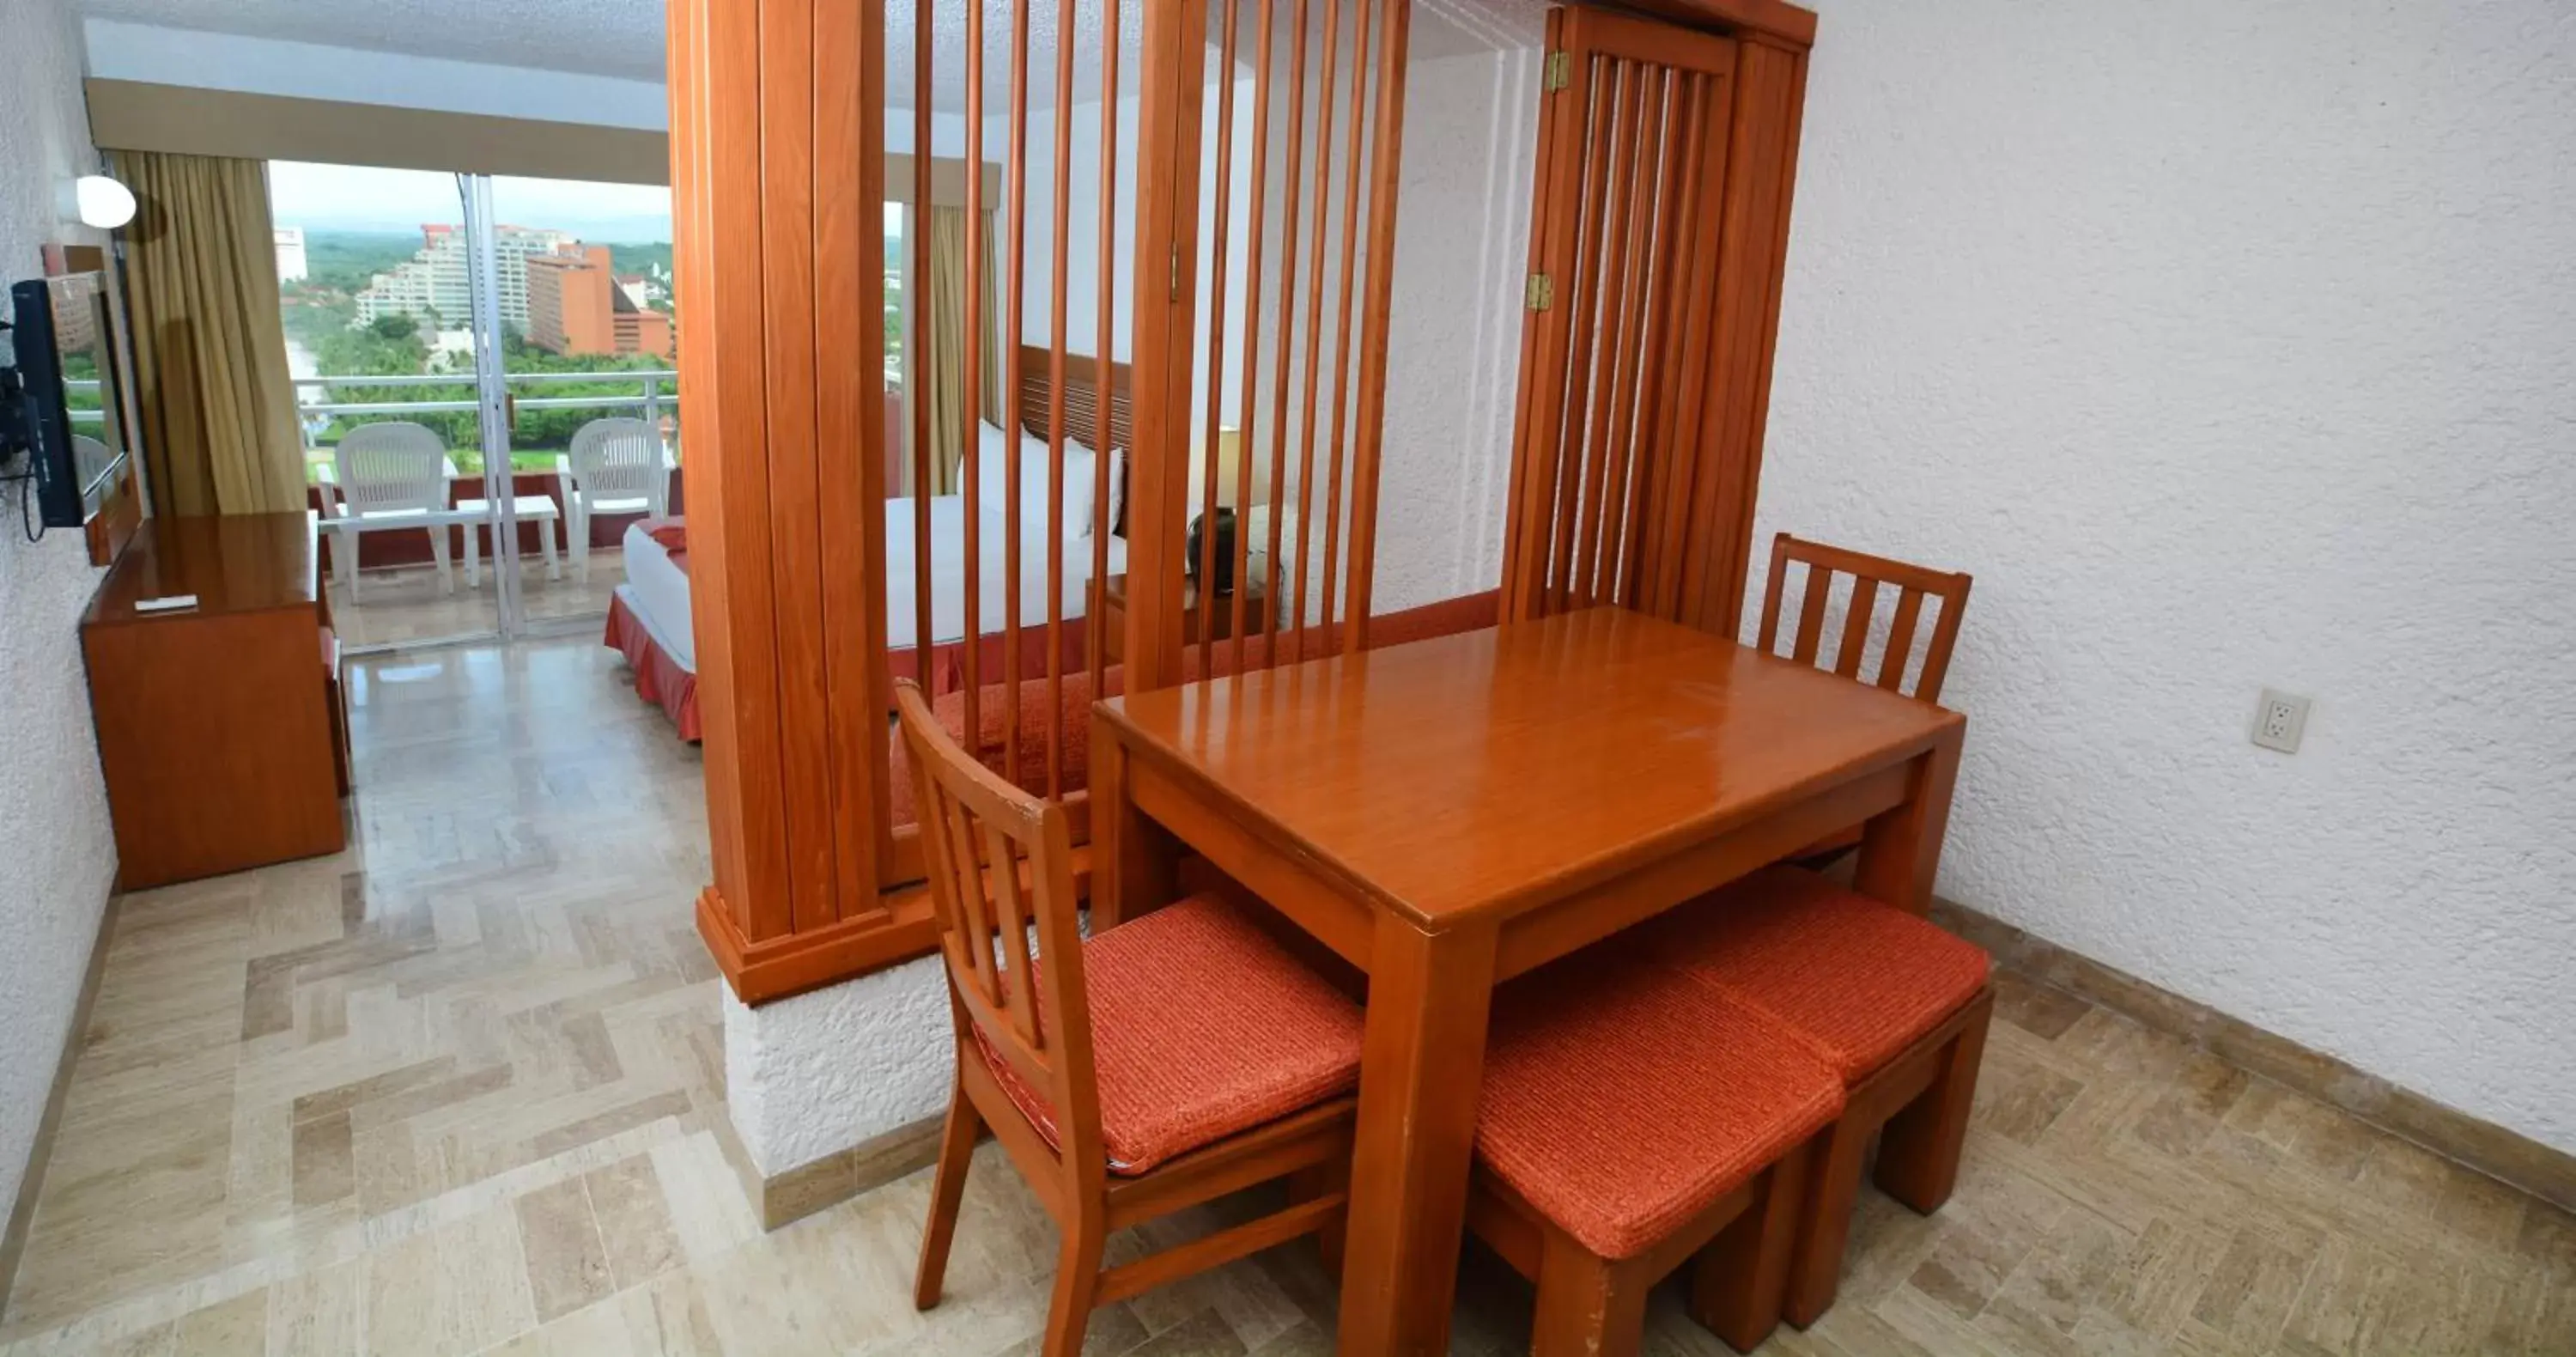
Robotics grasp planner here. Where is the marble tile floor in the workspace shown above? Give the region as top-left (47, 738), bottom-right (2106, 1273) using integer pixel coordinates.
top-left (1, 636), bottom-right (2568, 1356)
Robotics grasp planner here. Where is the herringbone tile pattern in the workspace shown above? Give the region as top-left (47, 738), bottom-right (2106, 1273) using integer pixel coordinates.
top-left (1, 636), bottom-right (2567, 1355)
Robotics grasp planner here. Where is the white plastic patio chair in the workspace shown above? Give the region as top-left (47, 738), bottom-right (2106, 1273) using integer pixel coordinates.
top-left (556, 417), bottom-right (671, 585)
top-left (328, 422), bottom-right (468, 603)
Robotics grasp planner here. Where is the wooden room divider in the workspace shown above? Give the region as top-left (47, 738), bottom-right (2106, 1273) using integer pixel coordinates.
top-left (673, 0), bottom-right (1425, 1004)
top-left (1500, 2), bottom-right (1814, 638)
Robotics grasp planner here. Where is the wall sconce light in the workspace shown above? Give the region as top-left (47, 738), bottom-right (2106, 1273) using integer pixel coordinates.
top-left (73, 175), bottom-right (137, 230)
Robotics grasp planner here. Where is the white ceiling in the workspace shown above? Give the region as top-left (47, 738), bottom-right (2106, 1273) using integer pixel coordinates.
top-left (76, 0), bottom-right (1546, 107)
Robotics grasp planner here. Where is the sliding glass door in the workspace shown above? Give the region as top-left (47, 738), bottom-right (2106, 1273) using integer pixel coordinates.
top-left (266, 162), bottom-right (679, 649)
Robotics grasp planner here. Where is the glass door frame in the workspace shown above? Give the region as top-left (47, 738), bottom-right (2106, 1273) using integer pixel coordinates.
top-left (459, 173), bottom-right (532, 638)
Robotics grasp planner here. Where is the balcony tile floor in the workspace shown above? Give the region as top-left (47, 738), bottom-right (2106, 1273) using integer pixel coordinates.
top-left (0, 636), bottom-right (2568, 1355)
top-left (329, 549), bottom-right (629, 649)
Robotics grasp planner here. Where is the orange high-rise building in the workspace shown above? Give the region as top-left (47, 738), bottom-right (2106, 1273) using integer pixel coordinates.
top-left (526, 245), bottom-right (674, 360)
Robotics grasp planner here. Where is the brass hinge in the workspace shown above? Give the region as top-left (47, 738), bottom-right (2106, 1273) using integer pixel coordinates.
top-left (1169, 245), bottom-right (1181, 301)
top-left (1525, 273), bottom-right (1553, 312)
top-left (1543, 51), bottom-right (1572, 93)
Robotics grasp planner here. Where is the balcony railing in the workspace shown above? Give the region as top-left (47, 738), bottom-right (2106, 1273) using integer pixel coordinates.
top-left (64, 371), bottom-right (682, 446)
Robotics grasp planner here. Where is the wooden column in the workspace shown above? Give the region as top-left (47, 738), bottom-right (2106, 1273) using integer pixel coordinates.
top-left (674, 0), bottom-right (926, 1005)
top-left (1121, 0), bottom-right (1209, 694)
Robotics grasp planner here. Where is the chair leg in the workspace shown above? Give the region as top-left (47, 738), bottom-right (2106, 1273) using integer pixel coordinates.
top-left (1876, 992), bottom-right (1992, 1214)
top-left (1783, 1114), bottom-right (1871, 1329)
top-left (1286, 1158), bottom-right (1350, 1274)
top-left (430, 526), bottom-right (455, 593)
top-left (1532, 1232), bottom-right (1649, 1357)
top-left (573, 502), bottom-right (592, 585)
top-left (914, 1082), bottom-right (984, 1311)
top-left (1692, 1142), bottom-right (1812, 1353)
top-left (1038, 1218), bottom-right (1105, 1357)
top-left (465, 520), bottom-right (482, 589)
top-left (541, 514), bottom-right (562, 581)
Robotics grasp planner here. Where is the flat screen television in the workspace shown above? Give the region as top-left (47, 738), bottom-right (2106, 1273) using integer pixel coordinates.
top-left (2, 272), bottom-right (132, 529)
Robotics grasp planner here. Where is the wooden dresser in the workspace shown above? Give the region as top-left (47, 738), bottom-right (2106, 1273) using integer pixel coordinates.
top-left (83, 512), bottom-right (347, 890)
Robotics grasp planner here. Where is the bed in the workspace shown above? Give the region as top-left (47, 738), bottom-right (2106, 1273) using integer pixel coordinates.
top-left (607, 347), bottom-right (1133, 740)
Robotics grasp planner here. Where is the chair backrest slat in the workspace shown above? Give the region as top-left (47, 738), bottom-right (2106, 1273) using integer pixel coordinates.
top-left (1758, 533), bottom-right (1972, 705)
top-left (1878, 587), bottom-right (1926, 694)
top-left (568, 417), bottom-right (662, 499)
top-left (897, 679), bottom-right (1103, 1168)
top-left (334, 423), bottom-right (450, 515)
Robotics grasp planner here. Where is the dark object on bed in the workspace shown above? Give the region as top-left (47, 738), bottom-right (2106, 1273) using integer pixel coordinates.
top-left (1185, 508), bottom-right (1236, 593)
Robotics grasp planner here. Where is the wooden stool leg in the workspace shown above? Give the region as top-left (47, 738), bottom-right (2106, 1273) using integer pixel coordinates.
top-left (1691, 1141), bottom-right (1812, 1353)
top-left (1783, 1115), bottom-right (1870, 1328)
top-left (914, 1081), bottom-right (983, 1311)
top-left (1039, 1218), bottom-right (1106, 1357)
top-left (1876, 990), bottom-right (1993, 1214)
top-left (1532, 1232), bottom-right (1648, 1357)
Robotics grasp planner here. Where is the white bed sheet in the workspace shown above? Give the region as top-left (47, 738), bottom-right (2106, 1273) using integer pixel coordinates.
top-left (622, 519), bottom-right (697, 670)
top-left (619, 502), bottom-right (1126, 675)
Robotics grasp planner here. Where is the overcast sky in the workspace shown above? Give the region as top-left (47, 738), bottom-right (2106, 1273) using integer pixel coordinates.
top-left (268, 162), bottom-right (676, 242)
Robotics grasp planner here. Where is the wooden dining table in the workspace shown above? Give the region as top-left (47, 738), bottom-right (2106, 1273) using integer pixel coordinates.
top-left (1089, 605), bottom-right (1965, 1355)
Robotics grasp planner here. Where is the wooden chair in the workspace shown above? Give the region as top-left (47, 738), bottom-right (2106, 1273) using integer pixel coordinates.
top-left (1757, 532), bottom-right (1973, 865)
top-left (896, 679), bottom-right (1364, 1357)
top-left (1462, 951), bottom-right (1844, 1355)
top-left (1755, 532), bottom-right (1972, 703)
top-left (1643, 867), bottom-right (1995, 1328)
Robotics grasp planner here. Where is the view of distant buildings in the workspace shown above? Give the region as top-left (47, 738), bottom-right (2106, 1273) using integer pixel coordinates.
top-left (342, 223), bottom-right (674, 360)
top-left (274, 227), bottom-right (307, 283)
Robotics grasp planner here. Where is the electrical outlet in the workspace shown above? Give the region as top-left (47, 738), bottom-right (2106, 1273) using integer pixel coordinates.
top-left (2251, 688), bottom-right (2311, 754)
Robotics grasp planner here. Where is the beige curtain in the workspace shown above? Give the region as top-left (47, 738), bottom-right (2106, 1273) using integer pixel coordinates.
top-left (917, 207), bottom-right (1000, 496)
top-left (115, 150), bottom-right (306, 517)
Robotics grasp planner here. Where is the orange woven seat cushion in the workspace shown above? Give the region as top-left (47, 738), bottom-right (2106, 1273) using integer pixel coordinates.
top-left (1475, 954), bottom-right (1844, 1261)
top-left (1656, 867), bottom-right (1991, 1083)
top-left (976, 895), bottom-right (1364, 1175)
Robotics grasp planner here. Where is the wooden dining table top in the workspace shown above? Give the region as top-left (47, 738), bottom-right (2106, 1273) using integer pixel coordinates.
top-left (1096, 605), bottom-right (1965, 929)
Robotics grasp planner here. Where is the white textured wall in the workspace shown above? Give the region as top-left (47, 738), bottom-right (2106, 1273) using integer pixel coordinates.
top-left (0, 0), bottom-right (119, 1221)
top-left (1755, 0), bottom-right (2576, 1153)
top-left (724, 959), bottom-right (951, 1176)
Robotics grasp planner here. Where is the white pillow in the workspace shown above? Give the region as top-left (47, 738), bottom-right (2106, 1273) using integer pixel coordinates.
top-left (975, 421), bottom-right (1097, 539)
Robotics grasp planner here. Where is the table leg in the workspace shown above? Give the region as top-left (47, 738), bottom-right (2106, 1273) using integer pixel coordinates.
top-left (1337, 916), bottom-right (1498, 1356)
top-left (1088, 724), bottom-right (1176, 930)
top-left (1854, 719), bottom-right (1963, 914)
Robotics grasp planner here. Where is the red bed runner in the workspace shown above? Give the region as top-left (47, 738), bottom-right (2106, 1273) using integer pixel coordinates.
top-left (604, 591), bottom-right (702, 742)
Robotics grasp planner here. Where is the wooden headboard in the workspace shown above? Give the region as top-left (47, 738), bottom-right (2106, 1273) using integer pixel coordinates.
top-left (1012, 345), bottom-right (1133, 454)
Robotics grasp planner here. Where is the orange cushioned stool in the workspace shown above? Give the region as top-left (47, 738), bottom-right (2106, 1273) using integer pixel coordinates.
top-left (1652, 866), bottom-right (1994, 1327)
top-left (1465, 952), bottom-right (1844, 1355)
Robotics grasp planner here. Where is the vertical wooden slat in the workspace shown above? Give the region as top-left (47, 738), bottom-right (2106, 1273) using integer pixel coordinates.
top-left (983, 825), bottom-right (1039, 1048)
top-left (1619, 71), bottom-right (1704, 607)
top-left (1834, 575), bottom-right (1878, 678)
top-left (910, 3), bottom-right (934, 691)
top-left (1545, 58), bottom-right (1618, 614)
top-left (1708, 44), bottom-right (1810, 638)
top-left (1044, 0), bottom-right (1077, 798)
top-left (1260, 0), bottom-right (1312, 670)
top-left (1603, 70), bottom-right (1684, 605)
top-left (1916, 593), bottom-right (1967, 703)
top-left (1316, 0), bottom-right (1373, 646)
top-left (1647, 67), bottom-right (1733, 619)
top-left (1197, 0), bottom-right (1241, 678)
top-left (757, 0), bottom-right (839, 934)
top-left (1124, 0), bottom-right (1208, 692)
top-left (1001, 0), bottom-right (1032, 782)
top-left (1879, 587), bottom-right (1924, 693)
top-left (1754, 531), bottom-right (1789, 654)
top-left (1789, 563), bottom-right (1829, 664)
top-left (960, 0), bottom-right (987, 748)
top-left (1570, 64), bottom-right (1650, 608)
top-left (817, 0), bottom-right (892, 899)
top-left (1335, 0), bottom-right (1409, 648)
top-left (1498, 9), bottom-right (1584, 621)
top-left (1230, 0), bottom-right (1276, 671)
top-left (1086, 0), bottom-right (1122, 703)
top-left (945, 792), bottom-right (996, 1001)
top-left (1290, 0), bottom-right (1345, 663)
